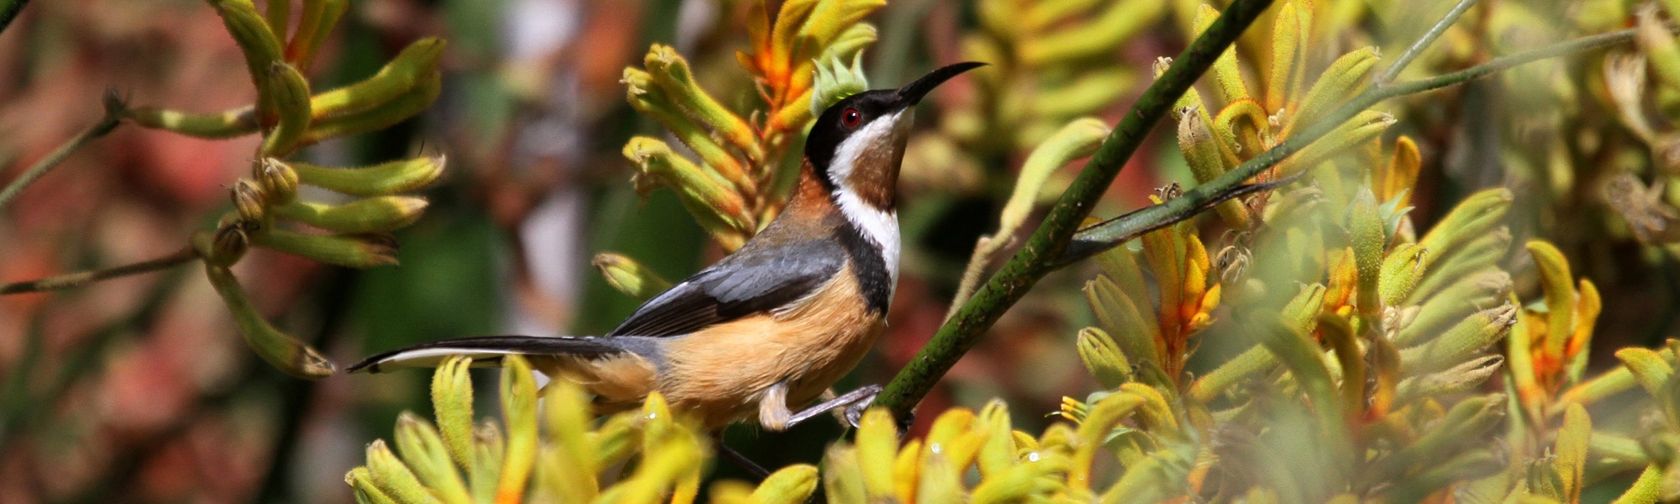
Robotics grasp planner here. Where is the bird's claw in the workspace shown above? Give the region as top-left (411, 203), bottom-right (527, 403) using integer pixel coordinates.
top-left (841, 384), bottom-right (883, 428)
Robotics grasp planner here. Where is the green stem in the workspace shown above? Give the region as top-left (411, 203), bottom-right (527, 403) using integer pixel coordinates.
top-left (1377, 0), bottom-right (1478, 84)
top-left (874, 0), bottom-right (1276, 418)
top-left (1062, 27), bottom-right (1638, 264)
top-left (0, 93), bottom-right (124, 210)
top-left (0, 0), bottom-right (26, 38)
top-left (0, 247), bottom-right (199, 295)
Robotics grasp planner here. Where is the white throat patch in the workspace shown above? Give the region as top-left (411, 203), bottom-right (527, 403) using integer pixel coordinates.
top-left (827, 112), bottom-right (903, 293)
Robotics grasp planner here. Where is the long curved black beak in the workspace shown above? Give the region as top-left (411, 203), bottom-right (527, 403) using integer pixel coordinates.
top-left (896, 61), bottom-right (987, 107)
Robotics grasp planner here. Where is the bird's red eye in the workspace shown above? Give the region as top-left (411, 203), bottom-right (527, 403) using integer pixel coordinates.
top-left (840, 107), bottom-right (862, 128)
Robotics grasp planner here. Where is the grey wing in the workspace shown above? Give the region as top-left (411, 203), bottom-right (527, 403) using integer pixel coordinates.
top-left (606, 239), bottom-right (846, 337)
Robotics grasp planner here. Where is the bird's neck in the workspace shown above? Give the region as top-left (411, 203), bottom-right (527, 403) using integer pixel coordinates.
top-left (785, 161), bottom-right (902, 289)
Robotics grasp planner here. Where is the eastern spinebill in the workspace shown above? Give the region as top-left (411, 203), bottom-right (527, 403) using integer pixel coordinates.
top-left (352, 62), bottom-right (986, 432)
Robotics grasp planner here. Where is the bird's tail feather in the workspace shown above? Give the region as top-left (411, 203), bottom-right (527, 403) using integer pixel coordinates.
top-left (349, 335), bottom-right (625, 373)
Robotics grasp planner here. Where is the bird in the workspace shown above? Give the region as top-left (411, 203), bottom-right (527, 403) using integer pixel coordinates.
top-left (350, 61), bottom-right (986, 433)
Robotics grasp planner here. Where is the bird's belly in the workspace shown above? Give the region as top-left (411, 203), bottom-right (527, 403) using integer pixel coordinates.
top-left (659, 275), bottom-right (886, 429)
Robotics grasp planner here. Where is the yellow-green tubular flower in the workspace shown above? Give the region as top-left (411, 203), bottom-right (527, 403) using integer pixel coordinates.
top-left (251, 228), bottom-right (399, 268)
top-left (593, 252), bottom-right (673, 300)
top-left (623, 136), bottom-right (751, 249)
top-left (271, 196), bottom-right (429, 234)
top-left (643, 45), bottom-right (762, 162)
top-left (1077, 327), bottom-right (1131, 389)
top-left (497, 356), bottom-right (540, 503)
top-left (1378, 242), bottom-right (1427, 307)
top-left (363, 440), bottom-right (432, 504)
top-left (1083, 274), bottom-right (1162, 377)
top-left (1349, 188), bottom-right (1385, 324)
top-left (1179, 112), bottom-right (1249, 229)
top-left (124, 106), bottom-right (258, 138)
top-left (283, 156), bottom-right (446, 197)
top-left (751, 465), bottom-right (820, 504)
top-left (345, 466), bottom-right (397, 504)
top-left (1394, 354), bottom-right (1504, 405)
top-left (854, 409), bottom-right (898, 499)
top-left (1414, 189), bottom-right (1513, 263)
top-left (303, 71), bottom-right (442, 145)
top-left (1252, 314), bottom-right (1341, 423)
top-left (1395, 270), bottom-right (1511, 346)
top-left (818, 23), bottom-right (878, 65)
top-left (431, 356), bottom-right (475, 469)
top-left (1188, 283), bottom-right (1325, 403)
top-left (393, 413), bottom-right (470, 504)
top-left (1286, 46), bottom-right (1380, 136)
top-left (540, 376), bottom-right (600, 502)
top-left (289, 0), bottom-right (349, 71)
top-left (1527, 240), bottom-right (1577, 359)
top-left (810, 53), bottom-right (870, 118)
top-left (821, 444), bottom-right (868, 504)
top-left (1552, 404), bottom-right (1592, 502)
top-left (1616, 348), bottom-right (1674, 397)
top-left (203, 264), bottom-right (336, 378)
top-left (312, 38), bottom-right (447, 120)
top-left (1192, 4), bottom-right (1251, 105)
top-left (1286, 110), bottom-right (1395, 172)
top-left (1267, 0), bottom-right (1311, 112)
top-left (1361, 395), bottom-right (1503, 485)
top-left (208, 0), bottom-right (283, 99)
top-left (260, 62), bottom-right (313, 157)
top-left (1399, 304), bottom-right (1517, 376)
top-left (469, 422), bottom-right (503, 503)
top-left (623, 68), bottom-right (754, 193)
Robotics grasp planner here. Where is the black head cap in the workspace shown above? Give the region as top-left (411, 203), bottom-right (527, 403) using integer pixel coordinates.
top-left (804, 62), bottom-right (986, 187)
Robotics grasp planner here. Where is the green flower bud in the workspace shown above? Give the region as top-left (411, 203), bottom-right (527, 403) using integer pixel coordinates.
top-left (251, 228), bottom-right (399, 268)
top-left (233, 179), bottom-right (268, 222)
top-left (203, 264), bottom-right (336, 378)
top-left (312, 38), bottom-right (448, 120)
top-left (260, 62), bottom-right (313, 157)
top-left (258, 158), bottom-right (300, 204)
top-left (285, 155), bottom-right (446, 197)
top-left (593, 252), bottom-right (673, 300)
top-left (272, 196), bottom-right (429, 234)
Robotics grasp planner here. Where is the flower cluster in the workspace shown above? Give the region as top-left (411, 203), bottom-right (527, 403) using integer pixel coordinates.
top-left (111, 0), bottom-right (449, 377)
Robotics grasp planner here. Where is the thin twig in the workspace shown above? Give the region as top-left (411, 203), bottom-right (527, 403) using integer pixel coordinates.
top-left (0, 92), bottom-right (124, 210)
top-left (0, 0), bottom-right (26, 39)
top-left (873, 0), bottom-right (1276, 419)
top-left (1065, 28), bottom-right (1638, 262)
top-left (1377, 0), bottom-right (1478, 84)
top-left (0, 247), bottom-right (199, 295)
